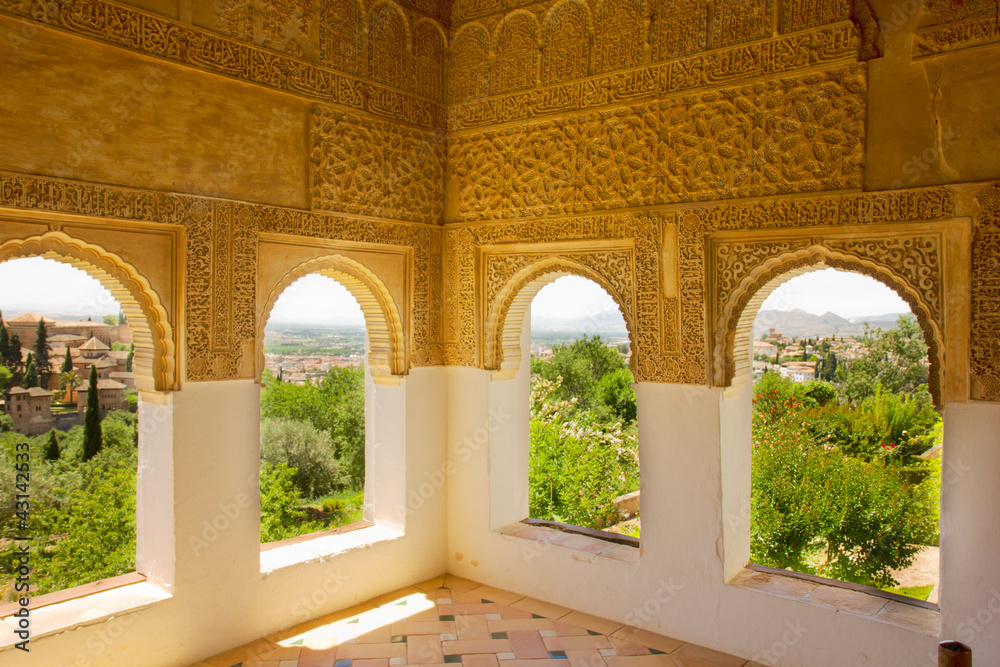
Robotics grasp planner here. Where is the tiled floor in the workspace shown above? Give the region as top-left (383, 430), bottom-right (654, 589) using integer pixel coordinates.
top-left (187, 575), bottom-right (758, 667)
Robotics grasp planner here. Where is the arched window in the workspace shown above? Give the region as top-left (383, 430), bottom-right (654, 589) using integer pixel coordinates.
top-left (747, 268), bottom-right (940, 602)
top-left (0, 256), bottom-right (141, 599)
top-left (258, 274), bottom-right (368, 546)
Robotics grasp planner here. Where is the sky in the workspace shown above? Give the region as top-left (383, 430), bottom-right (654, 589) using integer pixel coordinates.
top-left (0, 258), bottom-right (909, 324)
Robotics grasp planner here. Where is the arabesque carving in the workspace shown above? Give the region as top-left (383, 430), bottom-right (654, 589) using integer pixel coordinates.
top-left (972, 183), bottom-right (1000, 401)
top-left (912, 0), bottom-right (1000, 59)
top-left (0, 231), bottom-right (176, 393)
top-left (311, 106), bottom-right (445, 224)
top-left (321, 0), bottom-right (364, 75)
top-left (709, 236), bottom-right (946, 405)
top-left (449, 65), bottom-right (866, 222)
top-left (0, 0), bottom-right (443, 128)
top-left (0, 170), bottom-right (443, 380)
top-left (448, 22), bottom-right (861, 128)
top-left (712, 0), bottom-right (772, 48)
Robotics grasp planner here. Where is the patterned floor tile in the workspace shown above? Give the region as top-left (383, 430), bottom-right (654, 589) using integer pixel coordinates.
top-left (190, 578), bottom-right (748, 667)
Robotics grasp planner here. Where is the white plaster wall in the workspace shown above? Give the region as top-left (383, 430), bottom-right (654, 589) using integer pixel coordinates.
top-left (8, 370), bottom-right (448, 667)
top-left (443, 320), bottom-right (997, 667)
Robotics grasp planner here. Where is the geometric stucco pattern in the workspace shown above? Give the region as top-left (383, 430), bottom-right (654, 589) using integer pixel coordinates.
top-left (971, 183), bottom-right (1000, 401)
top-left (448, 65), bottom-right (867, 222)
top-left (311, 106), bottom-right (446, 225)
top-left (445, 214), bottom-right (680, 384)
top-left (0, 171), bottom-right (443, 381)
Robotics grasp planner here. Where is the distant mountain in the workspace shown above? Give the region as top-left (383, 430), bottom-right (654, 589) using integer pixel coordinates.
top-left (0, 308), bottom-right (115, 322)
top-left (531, 314), bottom-right (628, 337)
top-left (753, 309), bottom-right (909, 339)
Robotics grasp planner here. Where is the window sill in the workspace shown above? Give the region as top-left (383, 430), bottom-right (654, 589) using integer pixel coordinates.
top-left (496, 520), bottom-right (639, 564)
top-left (0, 577), bottom-right (171, 652)
top-left (729, 566), bottom-right (940, 636)
top-left (260, 523), bottom-right (404, 573)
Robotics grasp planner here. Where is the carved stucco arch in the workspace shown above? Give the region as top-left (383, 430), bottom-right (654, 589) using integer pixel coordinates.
top-left (485, 256), bottom-right (636, 380)
top-left (0, 231), bottom-right (175, 392)
top-left (713, 245), bottom-right (944, 407)
top-left (259, 254), bottom-right (406, 383)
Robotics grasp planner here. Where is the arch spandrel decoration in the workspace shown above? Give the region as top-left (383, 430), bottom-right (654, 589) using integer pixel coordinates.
top-left (710, 239), bottom-right (946, 407)
top-left (258, 254), bottom-right (407, 385)
top-left (483, 252), bottom-right (637, 380)
top-left (0, 231), bottom-right (176, 393)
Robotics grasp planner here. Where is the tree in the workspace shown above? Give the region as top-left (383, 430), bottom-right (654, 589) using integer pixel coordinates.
top-left (750, 373), bottom-right (938, 588)
top-left (0, 319), bottom-right (8, 365)
top-left (23, 358), bottom-right (38, 388)
top-left (4, 332), bottom-right (23, 378)
top-left (531, 335), bottom-right (627, 412)
top-left (118, 308), bottom-right (127, 325)
top-left (33, 319), bottom-right (52, 389)
top-left (45, 430), bottom-right (61, 461)
top-left (61, 347), bottom-right (73, 373)
top-left (59, 370), bottom-right (82, 400)
top-left (838, 315), bottom-right (929, 403)
top-left (82, 365), bottom-right (103, 461)
top-left (103, 315), bottom-right (117, 326)
top-left (260, 418), bottom-right (344, 498)
top-left (0, 365), bottom-right (11, 392)
top-left (126, 344), bottom-right (133, 372)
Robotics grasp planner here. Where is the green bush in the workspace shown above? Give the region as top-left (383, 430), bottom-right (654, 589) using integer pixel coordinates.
top-left (261, 418), bottom-right (344, 498)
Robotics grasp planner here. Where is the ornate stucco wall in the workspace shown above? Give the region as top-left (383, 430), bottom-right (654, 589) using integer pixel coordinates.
top-left (2, 0), bottom-right (1000, 664)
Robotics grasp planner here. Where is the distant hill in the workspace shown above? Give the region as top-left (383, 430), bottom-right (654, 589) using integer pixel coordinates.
top-left (753, 309), bottom-right (909, 339)
top-left (531, 314), bottom-right (628, 337)
top-left (0, 308), bottom-right (116, 323)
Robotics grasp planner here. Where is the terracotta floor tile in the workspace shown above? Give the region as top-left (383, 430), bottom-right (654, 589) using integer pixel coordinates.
top-left (443, 575), bottom-right (482, 592)
top-left (463, 654), bottom-right (500, 667)
top-left (279, 661), bottom-right (300, 667)
top-left (542, 636), bottom-right (613, 651)
top-left (337, 643), bottom-right (409, 659)
top-left (607, 636), bottom-right (651, 656)
top-left (453, 589), bottom-right (493, 603)
top-left (242, 661), bottom-right (282, 667)
top-left (489, 618), bottom-right (554, 632)
top-left (671, 644), bottom-right (746, 667)
top-left (393, 621), bottom-right (458, 635)
top-left (425, 588), bottom-right (455, 600)
top-left (414, 576), bottom-right (448, 591)
top-left (409, 634), bottom-right (445, 665)
top-left (501, 661), bottom-right (568, 667)
top-left (357, 625), bottom-right (394, 643)
top-left (496, 605), bottom-right (536, 620)
top-left (467, 585), bottom-right (526, 605)
top-left (204, 639), bottom-right (281, 665)
top-left (609, 628), bottom-right (684, 655)
top-left (439, 603), bottom-right (500, 616)
top-left (511, 598), bottom-right (572, 620)
top-left (560, 612), bottom-right (623, 636)
top-left (669, 657), bottom-right (725, 667)
top-left (298, 646), bottom-right (339, 667)
top-left (550, 619), bottom-right (590, 636)
top-left (508, 630), bottom-right (550, 659)
top-left (260, 646), bottom-right (305, 659)
top-left (603, 655), bottom-right (678, 667)
top-left (566, 648), bottom-right (608, 667)
top-left (457, 614), bottom-right (492, 640)
top-left (442, 639), bottom-right (513, 655)
top-left (354, 659), bottom-right (391, 667)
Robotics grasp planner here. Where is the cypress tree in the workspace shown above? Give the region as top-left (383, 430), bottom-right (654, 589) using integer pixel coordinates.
top-left (45, 430), bottom-right (61, 461)
top-left (33, 319), bottom-right (51, 389)
top-left (4, 332), bottom-right (21, 374)
top-left (0, 320), bottom-right (8, 363)
top-left (82, 365), bottom-right (103, 462)
top-left (126, 344), bottom-right (133, 372)
top-left (62, 347), bottom-right (73, 373)
top-left (23, 358), bottom-right (38, 388)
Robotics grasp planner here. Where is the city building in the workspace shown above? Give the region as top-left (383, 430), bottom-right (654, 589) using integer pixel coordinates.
top-left (75, 377), bottom-right (129, 417)
top-left (2, 386), bottom-right (54, 435)
top-left (1, 2), bottom-right (1000, 666)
